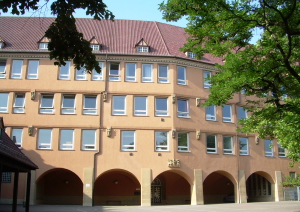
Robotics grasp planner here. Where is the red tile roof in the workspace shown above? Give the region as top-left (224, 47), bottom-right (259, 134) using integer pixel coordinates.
top-left (0, 17), bottom-right (223, 65)
top-left (0, 118), bottom-right (38, 170)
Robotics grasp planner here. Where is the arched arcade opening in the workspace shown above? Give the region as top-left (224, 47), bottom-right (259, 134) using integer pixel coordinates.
top-left (203, 171), bottom-right (236, 204)
top-left (94, 169), bottom-right (141, 205)
top-left (246, 172), bottom-right (274, 202)
top-left (36, 168), bottom-right (83, 205)
top-left (152, 171), bottom-right (191, 205)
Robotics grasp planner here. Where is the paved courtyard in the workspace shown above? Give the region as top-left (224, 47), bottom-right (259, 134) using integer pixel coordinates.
top-left (1, 202), bottom-right (300, 212)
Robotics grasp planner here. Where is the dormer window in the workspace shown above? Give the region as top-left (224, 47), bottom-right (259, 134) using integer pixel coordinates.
top-left (187, 52), bottom-right (196, 59)
top-left (90, 44), bottom-right (100, 51)
top-left (39, 43), bottom-right (48, 49)
top-left (38, 36), bottom-right (50, 50)
top-left (89, 36), bottom-right (101, 51)
top-left (137, 46), bottom-right (149, 53)
top-left (135, 38), bottom-right (150, 53)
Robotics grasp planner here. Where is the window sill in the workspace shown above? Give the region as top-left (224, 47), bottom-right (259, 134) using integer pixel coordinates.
top-left (178, 151), bottom-right (190, 153)
top-left (206, 119), bottom-right (217, 122)
top-left (125, 81), bottom-right (137, 83)
top-left (39, 113), bottom-right (55, 115)
top-left (177, 116), bottom-right (191, 119)
top-left (83, 113), bottom-right (98, 116)
top-left (239, 154), bottom-right (249, 156)
top-left (223, 121), bottom-right (234, 124)
top-left (61, 113), bottom-right (77, 115)
top-left (59, 149), bottom-right (75, 151)
top-left (37, 149), bottom-right (53, 151)
top-left (206, 152), bottom-right (218, 154)
top-left (26, 78), bottom-right (39, 80)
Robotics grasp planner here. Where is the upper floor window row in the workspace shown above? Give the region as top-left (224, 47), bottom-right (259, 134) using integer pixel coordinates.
top-left (37, 128), bottom-right (97, 151)
top-left (1, 60), bottom-right (213, 88)
top-left (0, 59), bottom-right (39, 80)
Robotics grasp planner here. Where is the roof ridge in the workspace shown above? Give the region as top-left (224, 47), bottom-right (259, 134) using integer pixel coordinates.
top-left (154, 21), bottom-right (170, 56)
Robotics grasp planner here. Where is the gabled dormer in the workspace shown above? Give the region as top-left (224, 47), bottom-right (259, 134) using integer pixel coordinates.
top-left (135, 38), bottom-right (150, 53)
top-left (38, 36), bottom-right (50, 49)
top-left (89, 36), bottom-right (101, 51)
top-left (0, 38), bottom-right (5, 49)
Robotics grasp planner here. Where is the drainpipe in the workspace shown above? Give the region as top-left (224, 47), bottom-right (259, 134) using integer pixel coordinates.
top-left (235, 92), bottom-right (241, 203)
top-left (92, 54), bottom-right (108, 206)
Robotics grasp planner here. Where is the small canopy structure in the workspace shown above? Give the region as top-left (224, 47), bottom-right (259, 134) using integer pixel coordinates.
top-left (0, 117), bottom-right (38, 212)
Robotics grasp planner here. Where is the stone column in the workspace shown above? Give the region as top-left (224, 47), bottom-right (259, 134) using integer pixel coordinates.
top-left (274, 171), bottom-right (284, 201)
top-left (238, 170), bottom-right (247, 203)
top-left (83, 168), bottom-right (94, 206)
top-left (29, 170), bottom-right (36, 205)
top-left (191, 169), bottom-right (204, 205)
top-left (141, 168), bottom-right (151, 206)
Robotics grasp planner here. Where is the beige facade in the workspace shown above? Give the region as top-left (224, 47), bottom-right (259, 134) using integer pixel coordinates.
top-left (0, 17), bottom-right (297, 206)
top-left (0, 53), bottom-right (297, 206)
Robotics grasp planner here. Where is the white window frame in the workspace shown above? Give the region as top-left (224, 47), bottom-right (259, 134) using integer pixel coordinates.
top-left (37, 129), bottom-right (52, 149)
top-left (155, 131), bottom-right (169, 151)
top-left (59, 61), bottom-right (71, 80)
top-left (238, 106), bottom-right (248, 119)
top-left (206, 134), bottom-right (217, 153)
top-left (278, 144), bottom-right (286, 157)
top-left (206, 105), bottom-right (216, 121)
top-left (137, 46), bottom-right (149, 52)
top-left (92, 62), bottom-right (104, 81)
top-left (11, 60), bottom-right (23, 79)
top-left (177, 99), bottom-right (189, 118)
top-left (109, 63), bottom-right (120, 81)
top-left (155, 97), bottom-right (168, 116)
top-left (39, 43), bottom-right (48, 49)
top-left (82, 130), bottom-right (96, 150)
top-left (177, 66), bottom-right (186, 85)
top-left (222, 105), bottom-right (232, 122)
top-left (178, 132), bottom-right (189, 152)
top-left (40, 94), bottom-right (54, 114)
top-left (158, 65), bottom-right (169, 83)
top-left (12, 128), bottom-right (23, 149)
top-left (59, 129), bottom-right (74, 150)
top-left (142, 64), bottom-right (153, 82)
top-left (125, 63), bottom-right (136, 82)
top-left (0, 60), bottom-right (7, 78)
top-left (223, 136), bottom-right (233, 154)
top-left (90, 44), bottom-right (100, 51)
top-left (27, 60), bottom-right (39, 79)
top-left (61, 94), bottom-right (76, 114)
top-left (121, 131), bottom-right (136, 151)
top-left (134, 96), bottom-right (147, 116)
top-left (13, 93), bottom-right (25, 113)
top-left (83, 95), bottom-right (97, 115)
top-left (187, 52), bottom-right (196, 58)
top-left (112, 96), bottom-right (126, 115)
top-left (75, 67), bottom-right (86, 80)
top-left (204, 71), bottom-right (211, 88)
top-left (0, 93), bottom-right (9, 113)
top-left (239, 137), bottom-right (249, 155)
top-left (264, 139), bottom-right (273, 157)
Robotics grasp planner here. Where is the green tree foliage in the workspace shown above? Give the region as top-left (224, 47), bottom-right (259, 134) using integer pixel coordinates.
top-left (0, 0), bottom-right (114, 73)
top-left (160, 0), bottom-right (300, 164)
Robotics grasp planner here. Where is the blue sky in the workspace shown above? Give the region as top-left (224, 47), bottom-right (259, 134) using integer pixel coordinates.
top-left (2, 0), bottom-right (188, 27)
